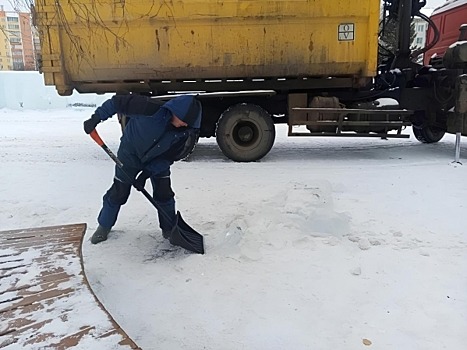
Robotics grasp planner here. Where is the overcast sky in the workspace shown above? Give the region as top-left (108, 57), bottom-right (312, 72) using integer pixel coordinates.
top-left (0, 1), bottom-right (17, 11)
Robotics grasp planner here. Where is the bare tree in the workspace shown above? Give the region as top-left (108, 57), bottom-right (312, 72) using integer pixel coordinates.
top-left (7, 0), bottom-right (32, 12)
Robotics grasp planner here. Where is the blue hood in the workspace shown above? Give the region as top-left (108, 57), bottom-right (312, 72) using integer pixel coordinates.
top-left (163, 95), bottom-right (202, 129)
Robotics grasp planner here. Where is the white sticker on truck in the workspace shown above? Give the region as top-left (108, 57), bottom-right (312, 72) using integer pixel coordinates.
top-left (338, 23), bottom-right (355, 41)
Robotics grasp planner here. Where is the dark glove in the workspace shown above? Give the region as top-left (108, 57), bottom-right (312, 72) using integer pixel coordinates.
top-left (83, 114), bottom-right (101, 134)
top-left (133, 170), bottom-right (151, 191)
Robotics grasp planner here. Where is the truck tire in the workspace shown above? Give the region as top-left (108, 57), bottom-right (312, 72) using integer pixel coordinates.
top-left (216, 104), bottom-right (275, 162)
top-left (412, 125), bottom-right (445, 143)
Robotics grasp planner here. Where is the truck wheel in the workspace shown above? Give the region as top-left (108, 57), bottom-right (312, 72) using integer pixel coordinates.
top-left (412, 125), bottom-right (445, 143)
top-left (216, 104), bottom-right (275, 162)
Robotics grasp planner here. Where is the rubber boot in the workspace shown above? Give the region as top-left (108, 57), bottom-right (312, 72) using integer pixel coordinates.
top-left (91, 225), bottom-right (111, 244)
top-left (156, 200), bottom-right (176, 240)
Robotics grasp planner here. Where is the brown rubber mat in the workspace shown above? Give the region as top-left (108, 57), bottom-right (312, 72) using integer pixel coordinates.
top-left (0, 223), bottom-right (141, 349)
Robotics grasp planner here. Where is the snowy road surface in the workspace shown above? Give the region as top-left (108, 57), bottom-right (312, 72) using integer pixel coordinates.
top-left (0, 108), bottom-right (466, 349)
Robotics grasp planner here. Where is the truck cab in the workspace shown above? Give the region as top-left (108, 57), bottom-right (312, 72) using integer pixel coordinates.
top-left (424, 0), bottom-right (467, 67)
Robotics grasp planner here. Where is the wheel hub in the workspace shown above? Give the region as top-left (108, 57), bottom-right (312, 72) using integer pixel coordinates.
top-left (237, 125), bottom-right (254, 142)
top-left (233, 121), bottom-right (258, 146)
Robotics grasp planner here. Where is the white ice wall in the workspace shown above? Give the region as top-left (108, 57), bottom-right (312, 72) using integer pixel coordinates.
top-left (0, 71), bottom-right (112, 110)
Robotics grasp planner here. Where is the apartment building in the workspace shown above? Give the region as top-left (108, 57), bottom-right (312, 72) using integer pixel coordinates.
top-left (0, 8), bottom-right (12, 70)
top-left (0, 5), bottom-right (38, 71)
top-left (413, 8), bottom-right (434, 50)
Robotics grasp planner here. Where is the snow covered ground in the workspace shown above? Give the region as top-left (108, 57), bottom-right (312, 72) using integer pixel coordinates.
top-left (1, 105), bottom-right (466, 349)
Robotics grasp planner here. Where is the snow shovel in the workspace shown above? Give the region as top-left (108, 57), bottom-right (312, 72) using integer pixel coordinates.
top-left (90, 129), bottom-right (205, 254)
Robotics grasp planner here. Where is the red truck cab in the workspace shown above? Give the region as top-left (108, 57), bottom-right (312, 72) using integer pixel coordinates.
top-left (424, 0), bottom-right (467, 66)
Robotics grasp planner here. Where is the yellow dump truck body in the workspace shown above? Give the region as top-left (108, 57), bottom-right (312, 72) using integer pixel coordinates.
top-left (35, 0), bottom-right (380, 95)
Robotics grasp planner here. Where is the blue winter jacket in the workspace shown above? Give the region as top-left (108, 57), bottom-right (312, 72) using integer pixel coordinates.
top-left (94, 94), bottom-right (202, 180)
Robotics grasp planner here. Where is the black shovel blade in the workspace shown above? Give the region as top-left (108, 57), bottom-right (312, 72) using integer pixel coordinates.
top-left (169, 211), bottom-right (205, 254)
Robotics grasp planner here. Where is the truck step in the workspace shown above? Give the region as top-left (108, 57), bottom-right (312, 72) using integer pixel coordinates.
top-left (288, 107), bottom-right (412, 137)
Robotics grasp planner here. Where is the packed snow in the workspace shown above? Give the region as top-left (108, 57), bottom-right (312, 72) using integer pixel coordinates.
top-left (432, 0), bottom-right (467, 15)
top-left (0, 73), bottom-right (466, 349)
top-left (0, 240), bottom-right (132, 350)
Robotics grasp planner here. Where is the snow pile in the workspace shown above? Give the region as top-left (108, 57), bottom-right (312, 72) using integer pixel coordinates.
top-left (0, 71), bottom-right (111, 110)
